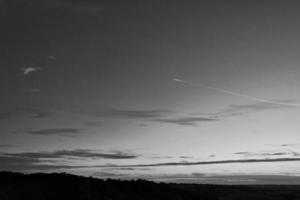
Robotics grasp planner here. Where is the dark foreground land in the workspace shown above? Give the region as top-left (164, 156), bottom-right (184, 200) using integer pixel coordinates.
top-left (1, 172), bottom-right (300, 200)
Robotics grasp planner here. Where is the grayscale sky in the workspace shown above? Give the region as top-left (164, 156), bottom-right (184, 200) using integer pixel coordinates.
top-left (1, 0), bottom-right (300, 184)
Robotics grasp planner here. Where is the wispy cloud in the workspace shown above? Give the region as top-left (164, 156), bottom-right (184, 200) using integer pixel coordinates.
top-left (0, 155), bottom-right (45, 171)
top-left (174, 79), bottom-right (300, 107)
top-left (235, 152), bottom-right (251, 155)
top-left (15, 101), bottom-right (293, 127)
top-left (0, 107), bottom-right (51, 121)
top-left (215, 101), bottom-right (297, 118)
top-left (81, 108), bottom-right (173, 119)
top-left (21, 107), bottom-right (51, 118)
top-left (89, 101), bottom-right (297, 126)
top-left (281, 143), bottom-right (300, 148)
top-left (0, 144), bottom-right (15, 148)
top-left (91, 171), bottom-right (300, 184)
top-left (0, 155), bottom-right (80, 171)
top-left (101, 157), bottom-right (300, 168)
top-left (188, 101), bottom-right (298, 122)
top-left (92, 172), bottom-right (130, 178)
top-left (84, 121), bottom-right (104, 127)
top-left (0, 149), bottom-right (139, 171)
top-left (47, 55), bottom-right (56, 60)
top-left (235, 151), bottom-right (292, 157)
top-left (80, 108), bottom-right (217, 126)
top-left (22, 66), bottom-right (42, 75)
top-left (234, 149), bottom-right (300, 158)
top-left (2, 151), bottom-right (300, 171)
top-left (153, 116), bottom-right (217, 126)
top-left (26, 128), bottom-right (82, 136)
top-left (152, 174), bottom-right (300, 184)
top-left (91, 168), bottom-right (153, 179)
top-left (5, 149), bottom-right (138, 160)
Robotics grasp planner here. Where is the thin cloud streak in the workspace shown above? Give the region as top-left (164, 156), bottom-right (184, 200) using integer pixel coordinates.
top-left (81, 108), bottom-right (173, 119)
top-left (235, 151), bottom-right (295, 157)
top-left (101, 157), bottom-right (300, 168)
top-left (2, 154), bottom-right (300, 171)
top-left (22, 66), bottom-right (42, 75)
top-left (216, 102), bottom-right (295, 118)
top-left (0, 149), bottom-right (139, 171)
top-left (174, 78), bottom-right (300, 107)
top-left (154, 116), bottom-right (217, 126)
top-left (26, 128), bottom-right (82, 136)
top-left (189, 100), bottom-right (298, 121)
top-left (84, 121), bottom-right (104, 127)
top-left (5, 149), bottom-right (138, 160)
top-left (79, 108), bottom-right (216, 126)
top-left (0, 144), bottom-right (15, 148)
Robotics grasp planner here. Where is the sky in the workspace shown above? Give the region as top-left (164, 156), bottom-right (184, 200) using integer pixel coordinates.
top-left (1, 0), bottom-right (300, 184)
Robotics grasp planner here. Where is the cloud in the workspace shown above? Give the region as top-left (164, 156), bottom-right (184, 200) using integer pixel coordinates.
top-left (153, 116), bottom-right (217, 126)
top-left (106, 109), bottom-right (169, 118)
top-left (175, 79), bottom-right (300, 107)
top-left (6, 149), bottom-right (138, 160)
top-left (134, 101), bottom-right (291, 126)
top-left (21, 107), bottom-right (51, 118)
top-left (3, 150), bottom-right (300, 172)
top-left (0, 154), bottom-right (75, 171)
top-left (0, 144), bottom-right (15, 148)
top-left (188, 101), bottom-right (298, 122)
top-left (91, 171), bottom-right (300, 184)
top-left (20, 104), bottom-right (219, 126)
top-left (107, 167), bottom-right (152, 171)
top-left (5, 105), bottom-right (212, 127)
top-left (92, 172), bottom-right (130, 178)
top-left (26, 128), bottom-right (82, 136)
top-left (0, 149), bottom-right (139, 171)
top-left (84, 121), bottom-right (104, 127)
top-left (91, 170), bottom-right (300, 184)
top-left (0, 155), bottom-right (83, 171)
top-left (281, 143), bottom-right (300, 148)
top-left (235, 152), bottom-right (250, 155)
top-left (215, 101), bottom-right (297, 118)
top-left (47, 55), bottom-right (56, 60)
top-left (34, 101), bottom-right (297, 127)
top-left (102, 157), bottom-right (300, 168)
top-left (291, 152), bottom-right (300, 156)
top-left (0, 107), bottom-right (52, 121)
top-left (0, 155), bottom-right (43, 171)
top-left (254, 152), bottom-right (290, 156)
top-left (81, 108), bottom-right (173, 119)
top-left (80, 108), bottom-right (218, 126)
top-left (180, 156), bottom-right (193, 159)
top-left (20, 102), bottom-right (289, 127)
top-left (22, 66), bottom-right (42, 75)
top-left (153, 174), bottom-right (300, 185)
top-left (234, 151), bottom-right (299, 157)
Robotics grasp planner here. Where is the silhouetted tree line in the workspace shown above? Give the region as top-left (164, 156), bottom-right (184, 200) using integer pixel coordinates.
top-left (1, 172), bottom-right (300, 200)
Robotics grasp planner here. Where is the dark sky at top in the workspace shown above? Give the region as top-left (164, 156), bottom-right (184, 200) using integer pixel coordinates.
top-left (1, 0), bottom-right (300, 184)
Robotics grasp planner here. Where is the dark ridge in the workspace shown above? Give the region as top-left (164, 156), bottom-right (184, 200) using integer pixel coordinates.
top-left (1, 171), bottom-right (300, 200)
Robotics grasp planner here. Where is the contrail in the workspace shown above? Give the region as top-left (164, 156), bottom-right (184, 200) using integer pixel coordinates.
top-left (173, 78), bottom-right (300, 107)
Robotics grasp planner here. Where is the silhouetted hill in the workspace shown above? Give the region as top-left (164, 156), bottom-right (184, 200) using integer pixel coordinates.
top-left (1, 172), bottom-right (300, 200)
